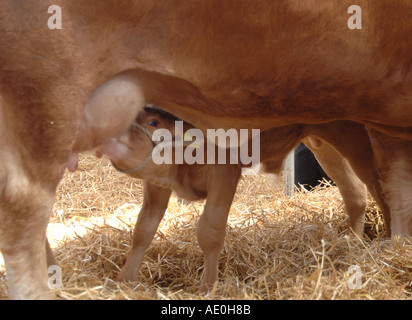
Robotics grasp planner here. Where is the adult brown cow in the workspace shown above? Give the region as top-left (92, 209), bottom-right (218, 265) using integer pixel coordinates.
top-left (0, 0), bottom-right (410, 299)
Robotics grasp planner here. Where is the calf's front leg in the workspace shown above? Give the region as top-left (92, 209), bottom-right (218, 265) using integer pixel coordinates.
top-left (117, 181), bottom-right (171, 281)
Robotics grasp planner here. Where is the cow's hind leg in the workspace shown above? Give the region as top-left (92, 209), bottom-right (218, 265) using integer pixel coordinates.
top-left (46, 238), bottom-right (57, 268)
top-left (367, 129), bottom-right (412, 237)
top-left (0, 99), bottom-right (76, 300)
top-left (0, 155), bottom-right (63, 299)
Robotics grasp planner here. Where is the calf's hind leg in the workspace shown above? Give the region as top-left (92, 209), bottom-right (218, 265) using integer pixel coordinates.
top-left (197, 165), bottom-right (241, 292)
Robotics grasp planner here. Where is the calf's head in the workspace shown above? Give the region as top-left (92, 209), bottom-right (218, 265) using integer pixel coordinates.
top-left (98, 106), bottom-right (184, 176)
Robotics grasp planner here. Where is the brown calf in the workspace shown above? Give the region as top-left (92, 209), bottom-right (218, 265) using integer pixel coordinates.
top-left (99, 107), bottom-right (242, 290)
top-left (99, 108), bottom-right (386, 290)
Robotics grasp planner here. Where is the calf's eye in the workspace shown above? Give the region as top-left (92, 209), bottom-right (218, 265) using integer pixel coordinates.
top-left (148, 120), bottom-right (158, 127)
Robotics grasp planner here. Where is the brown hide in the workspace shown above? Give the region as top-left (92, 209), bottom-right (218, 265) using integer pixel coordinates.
top-left (0, 0), bottom-right (411, 299)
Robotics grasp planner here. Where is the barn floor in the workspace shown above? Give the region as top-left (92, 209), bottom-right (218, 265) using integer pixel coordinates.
top-left (0, 154), bottom-right (411, 300)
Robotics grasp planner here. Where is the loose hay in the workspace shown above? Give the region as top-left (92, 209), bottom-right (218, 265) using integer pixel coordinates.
top-left (0, 153), bottom-right (411, 300)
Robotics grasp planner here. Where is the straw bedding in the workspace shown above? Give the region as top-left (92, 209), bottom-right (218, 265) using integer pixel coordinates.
top-left (0, 153), bottom-right (411, 300)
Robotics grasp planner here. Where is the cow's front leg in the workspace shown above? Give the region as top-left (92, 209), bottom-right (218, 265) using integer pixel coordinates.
top-left (303, 137), bottom-right (368, 237)
top-left (367, 128), bottom-right (412, 237)
top-left (117, 181), bottom-right (171, 281)
top-left (197, 165), bottom-right (241, 292)
top-left (306, 122), bottom-right (392, 237)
